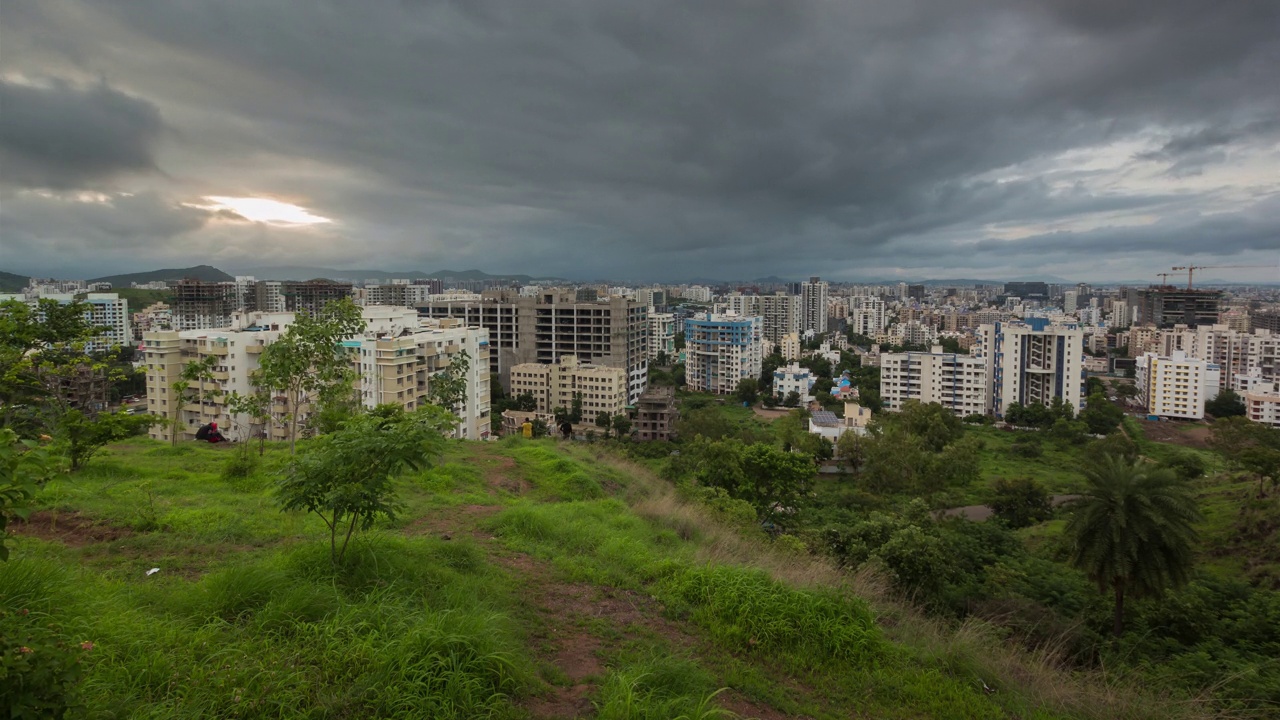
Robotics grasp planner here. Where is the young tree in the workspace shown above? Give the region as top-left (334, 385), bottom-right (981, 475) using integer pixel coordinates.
top-left (783, 390), bottom-right (801, 408)
top-left (515, 392), bottom-right (537, 412)
top-left (276, 405), bottom-right (454, 564)
top-left (427, 349), bottom-right (471, 415)
top-left (735, 378), bottom-right (759, 406)
top-left (835, 431), bottom-right (865, 473)
top-left (595, 412), bottom-right (612, 438)
top-left (257, 299), bottom-right (365, 453)
top-left (1066, 455), bottom-right (1200, 636)
top-left (226, 387), bottom-right (272, 456)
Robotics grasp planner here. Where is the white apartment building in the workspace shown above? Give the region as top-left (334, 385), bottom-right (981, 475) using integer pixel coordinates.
top-left (3, 291), bottom-right (131, 353)
top-left (83, 293), bottom-right (131, 352)
top-left (648, 313), bottom-right (676, 361)
top-left (1135, 350), bottom-right (1221, 421)
top-left (143, 307), bottom-right (491, 443)
top-left (800, 277), bottom-right (829, 334)
top-left (976, 319), bottom-right (1085, 417)
top-left (508, 354), bottom-right (629, 424)
top-left (773, 363), bottom-right (816, 403)
top-left (682, 286), bottom-right (713, 303)
top-left (880, 345), bottom-right (988, 417)
top-left (849, 296), bottom-right (886, 337)
top-left (1241, 379), bottom-right (1280, 428)
top-left (684, 313), bottom-right (763, 395)
top-left (1158, 325), bottom-right (1278, 391)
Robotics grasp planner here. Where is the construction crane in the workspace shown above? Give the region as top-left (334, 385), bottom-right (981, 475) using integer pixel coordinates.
top-left (1156, 272), bottom-right (1172, 285)
top-left (1170, 265), bottom-right (1255, 289)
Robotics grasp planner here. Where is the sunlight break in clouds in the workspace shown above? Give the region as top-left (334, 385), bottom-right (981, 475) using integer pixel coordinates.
top-left (201, 196), bottom-right (332, 225)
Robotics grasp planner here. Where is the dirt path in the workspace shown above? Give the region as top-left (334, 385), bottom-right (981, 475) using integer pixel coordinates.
top-left (408, 444), bottom-right (798, 720)
top-left (938, 495), bottom-right (1080, 522)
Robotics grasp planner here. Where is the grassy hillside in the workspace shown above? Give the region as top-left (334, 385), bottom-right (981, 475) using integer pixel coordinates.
top-left (0, 270), bottom-right (30, 292)
top-left (3, 438), bottom-right (1235, 719)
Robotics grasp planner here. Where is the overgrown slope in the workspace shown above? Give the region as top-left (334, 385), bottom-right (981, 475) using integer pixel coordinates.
top-left (1, 439), bottom-right (1245, 719)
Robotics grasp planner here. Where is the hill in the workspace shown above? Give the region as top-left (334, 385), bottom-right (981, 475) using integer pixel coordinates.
top-left (89, 265), bottom-right (233, 286)
top-left (0, 269), bottom-right (30, 292)
top-left (3, 436), bottom-right (1237, 719)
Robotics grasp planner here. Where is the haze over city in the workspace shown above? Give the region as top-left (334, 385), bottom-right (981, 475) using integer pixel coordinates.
top-left (2, 1), bottom-right (1279, 282)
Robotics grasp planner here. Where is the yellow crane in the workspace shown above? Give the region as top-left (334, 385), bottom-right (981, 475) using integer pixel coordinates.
top-left (1170, 265), bottom-right (1255, 289)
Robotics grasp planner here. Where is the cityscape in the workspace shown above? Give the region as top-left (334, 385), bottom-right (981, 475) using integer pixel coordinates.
top-left (3, 0), bottom-right (1280, 717)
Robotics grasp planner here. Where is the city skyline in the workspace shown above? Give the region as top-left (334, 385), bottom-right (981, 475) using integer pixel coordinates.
top-left (3, 1), bottom-right (1279, 282)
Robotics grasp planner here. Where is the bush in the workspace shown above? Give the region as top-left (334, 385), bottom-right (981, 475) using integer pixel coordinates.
top-left (987, 477), bottom-right (1053, 529)
top-left (1009, 436), bottom-right (1043, 458)
top-left (0, 608), bottom-right (91, 719)
top-left (1160, 451), bottom-right (1208, 481)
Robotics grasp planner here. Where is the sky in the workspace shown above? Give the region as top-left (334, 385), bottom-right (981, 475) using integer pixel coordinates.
top-left (2, 0), bottom-right (1279, 284)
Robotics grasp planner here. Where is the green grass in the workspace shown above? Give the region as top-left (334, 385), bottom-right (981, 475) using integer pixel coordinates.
top-left (3, 435), bottom-right (1247, 719)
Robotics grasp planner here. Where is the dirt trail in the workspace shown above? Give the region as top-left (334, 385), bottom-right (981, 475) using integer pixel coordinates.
top-left (412, 444), bottom-right (798, 720)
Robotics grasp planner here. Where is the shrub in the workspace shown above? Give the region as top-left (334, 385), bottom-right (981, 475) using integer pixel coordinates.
top-left (0, 608), bottom-right (91, 719)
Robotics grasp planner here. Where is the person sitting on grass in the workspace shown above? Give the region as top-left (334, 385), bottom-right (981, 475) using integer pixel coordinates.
top-left (195, 422), bottom-right (227, 443)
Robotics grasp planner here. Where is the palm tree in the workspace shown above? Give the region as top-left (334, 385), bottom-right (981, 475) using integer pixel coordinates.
top-left (1065, 454), bottom-right (1200, 636)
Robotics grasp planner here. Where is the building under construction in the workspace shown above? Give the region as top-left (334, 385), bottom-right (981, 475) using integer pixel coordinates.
top-left (172, 278), bottom-right (353, 330)
top-left (1139, 286), bottom-right (1224, 328)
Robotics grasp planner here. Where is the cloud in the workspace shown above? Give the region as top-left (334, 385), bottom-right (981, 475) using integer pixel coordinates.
top-left (0, 77), bottom-right (164, 189)
top-left (0, 0), bottom-right (1277, 281)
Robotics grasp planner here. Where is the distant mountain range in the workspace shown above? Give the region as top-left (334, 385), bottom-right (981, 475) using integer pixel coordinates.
top-left (88, 265), bottom-right (234, 286)
top-left (228, 266), bottom-right (565, 283)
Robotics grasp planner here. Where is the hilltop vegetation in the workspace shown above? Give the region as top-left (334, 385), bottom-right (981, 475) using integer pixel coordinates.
top-left (1, 427), bottom-right (1273, 718)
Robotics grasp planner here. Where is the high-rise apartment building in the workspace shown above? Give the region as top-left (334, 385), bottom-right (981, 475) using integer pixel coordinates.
top-left (508, 354), bottom-right (628, 425)
top-left (173, 278), bottom-right (354, 330)
top-left (976, 319), bottom-right (1085, 417)
top-left (849, 296), bottom-right (886, 337)
top-left (143, 308), bottom-right (490, 443)
top-left (648, 313), bottom-right (676, 361)
top-left (800, 277), bottom-right (829, 334)
top-left (1158, 325), bottom-right (1279, 390)
top-left (1135, 351), bottom-right (1221, 421)
top-left (418, 289), bottom-right (649, 404)
top-left (759, 292), bottom-right (802, 343)
top-left (880, 345), bottom-right (987, 417)
top-left (684, 313), bottom-right (763, 395)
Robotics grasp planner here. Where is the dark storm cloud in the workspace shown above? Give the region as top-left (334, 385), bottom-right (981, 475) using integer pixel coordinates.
top-left (1, 0), bottom-right (1278, 280)
top-left (0, 78), bottom-right (164, 189)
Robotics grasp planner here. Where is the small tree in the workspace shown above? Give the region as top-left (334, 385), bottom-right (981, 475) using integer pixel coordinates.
top-left (427, 349), bottom-right (471, 416)
top-left (515, 392), bottom-right (537, 412)
top-left (735, 378), bottom-right (759, 406)
top-left (258, 299), bottom-right (365, 453)
top-left (595, 412), bottom-right (612, 438)
top-left (988, 477), bottom-right (1053, 529)
top-left (611, 413), bottom-right (632, 439)
top-left (226, 387), bottom-right (272, 456)
top-left (276, 405), bottom-right (454, 564)
top-left (57, 410), bottom-right (155, 471)
top-left (783, 391), bottom-right (801, 408)
top-left (569, 392), bottom-right (583, 424)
